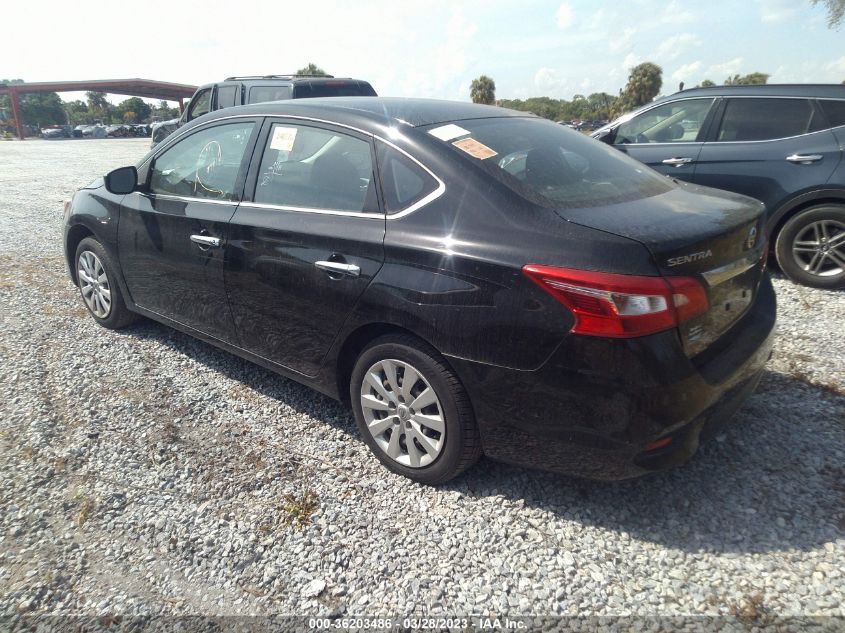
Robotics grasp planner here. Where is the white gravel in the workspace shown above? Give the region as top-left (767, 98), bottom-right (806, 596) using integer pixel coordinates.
top-left (0, 138), bottom-right (843, 620)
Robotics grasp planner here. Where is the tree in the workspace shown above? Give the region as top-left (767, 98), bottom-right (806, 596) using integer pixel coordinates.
top-left (622, 62), bottom-right (663, 109)
top-left (700, 79), bottom-right (716, 87)
top-left (810, 0), bottom-right (844, 27)
top-left (116, 97), bottom-right (151, 123)
top-left (296, 63), bottom-right (328, 76)
top-left (724, 72), bottom-right (769, 85)
top-left (470, 75), bottom-right (496, 105)
top-left (86, 91), bottom-right (110, 122)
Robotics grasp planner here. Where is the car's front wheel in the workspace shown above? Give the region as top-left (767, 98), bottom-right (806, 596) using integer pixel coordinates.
top-left (75, 237), bottom-right (137, 329)
top-left (350, 335), bottom-right (481, 484)
top-left (775, 205), bottom-right (845, 289)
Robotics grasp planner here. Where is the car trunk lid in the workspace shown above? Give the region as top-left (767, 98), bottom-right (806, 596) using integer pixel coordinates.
top-left (557, 183), bottom-right (768, 356)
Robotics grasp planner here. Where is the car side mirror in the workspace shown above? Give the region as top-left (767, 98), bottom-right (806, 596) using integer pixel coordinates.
top-left (593, 128), bottom-right (615, 144)
top-left (104, 166), bottom-right (138, 195)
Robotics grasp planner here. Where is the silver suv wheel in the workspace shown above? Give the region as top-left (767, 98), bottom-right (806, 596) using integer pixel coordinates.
top-left (359, 358), bottom-right (445, 468)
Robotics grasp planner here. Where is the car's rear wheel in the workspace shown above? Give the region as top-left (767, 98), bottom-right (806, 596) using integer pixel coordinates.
top-left (775, 204), bottom-right (845, 289)
top-left (350, 335), bottom-right (481, 484)
top-left (75, 237), bottom-right (137, 329)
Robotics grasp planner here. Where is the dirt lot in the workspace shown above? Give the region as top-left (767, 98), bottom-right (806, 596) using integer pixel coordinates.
top-left (0, 138), bottom-right (843, 622)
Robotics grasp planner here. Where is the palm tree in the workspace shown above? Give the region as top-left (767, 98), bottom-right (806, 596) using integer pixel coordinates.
top-left (85, 91), bottom-right (110, 122)
top-left (624, 63), bottom-right (663, 108)
top-left (810, 0), bottom-right (844, 27)
top-left (470, 75), bottom-right (496, 105)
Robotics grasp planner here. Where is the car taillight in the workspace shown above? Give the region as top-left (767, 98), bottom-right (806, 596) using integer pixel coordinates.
top-left (522, 265), bottom-right (708, 338)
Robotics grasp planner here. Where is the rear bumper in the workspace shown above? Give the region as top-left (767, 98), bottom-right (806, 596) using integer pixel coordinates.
top-left (448, 274), bottom-right (777, 480)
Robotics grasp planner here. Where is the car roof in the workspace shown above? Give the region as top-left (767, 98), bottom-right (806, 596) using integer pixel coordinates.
top-left (663, 83), bottom-right (845, 100)
top-left (204, 97), bottom-right (534, 129)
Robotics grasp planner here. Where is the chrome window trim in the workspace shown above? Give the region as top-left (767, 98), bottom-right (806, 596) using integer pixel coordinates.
top-left (239, 201), bottom-right (384, 219)
top-left (147, 112), bottom-right (447, 220)
top-left (139, 192), bottom-right (237, 206)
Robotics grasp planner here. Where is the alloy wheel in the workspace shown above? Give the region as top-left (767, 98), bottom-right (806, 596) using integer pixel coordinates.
top-left (791, 219), bottom-right (845, 277)
top-left (359, 359), bottom-right (446, 468)
top-left (77, 250), bottom-right (112, 318)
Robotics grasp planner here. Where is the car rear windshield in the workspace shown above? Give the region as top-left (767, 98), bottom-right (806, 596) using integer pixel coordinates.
top-left (293, 82), bottom-right (376, 98)
top-left (424, 117), bottom-right (672, 208)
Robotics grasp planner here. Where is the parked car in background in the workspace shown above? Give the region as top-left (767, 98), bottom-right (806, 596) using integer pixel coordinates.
top-left (64, 98), bottom-right (775, 484)
top-left (150, 74), bottom-right (377, 147)
top-left (41, 125), bottom-right (71, 139)
top-left (593, 84), bottom-right (845, 289)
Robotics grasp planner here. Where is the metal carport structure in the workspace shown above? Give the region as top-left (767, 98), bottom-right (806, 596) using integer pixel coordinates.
top-left (0, 78), bottom-right (197, 139)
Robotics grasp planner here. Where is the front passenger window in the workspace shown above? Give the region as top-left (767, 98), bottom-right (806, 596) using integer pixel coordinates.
top-left (149, 122), bottom-right (255, 200)
top-left (615, 98), bottom-right (714, 144)
top-left (187, 89), bottom-right (212, 121)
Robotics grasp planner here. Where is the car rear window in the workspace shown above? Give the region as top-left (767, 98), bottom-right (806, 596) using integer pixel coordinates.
top-left (293, 82), bottom-right (376, 98)
top-left (248, 86), bottom-right (293, 104)
top-left (216, 85), bottom-right (239, 109)
top-left (819, 99), bottom-right (845, 128)
top-left (424, 117), bottom-right (672, 209)
top-left (717, 98), bottom-right (822, 141)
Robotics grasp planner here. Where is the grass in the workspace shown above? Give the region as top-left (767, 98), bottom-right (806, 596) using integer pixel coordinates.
top-left (281, 490), bottom-right (319, 530)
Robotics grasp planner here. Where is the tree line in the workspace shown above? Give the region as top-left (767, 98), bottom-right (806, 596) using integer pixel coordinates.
top-left (470, 66), bottom-right (785, 122)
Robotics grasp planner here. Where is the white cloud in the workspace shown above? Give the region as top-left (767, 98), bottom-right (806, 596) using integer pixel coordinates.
top-left (756, 0), bottom-right (799, 23)
top-left (623, 52), bottom-right (643, 72)
top-left (656, 33), bottom-right (701, 62)
top-left (661, 0), bottom-right (695, 24)
top-left (671, 61), bottom-right (703, 84)
top-left (609, 27), bottom-right (637, 53)
top-left (703, 57), bottom-right (745, 82)
top-left (534, 67), bottom-right (567, 93)
top-left (556, 3), bottom-right (574, 28)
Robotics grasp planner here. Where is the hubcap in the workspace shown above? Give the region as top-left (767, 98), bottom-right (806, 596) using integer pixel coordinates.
top-left (77, 251), bottom-right (112, 318)
top-left (792, 219), bottom-right (845, 277)
top-left (359, 359), bottom-right (445, 468)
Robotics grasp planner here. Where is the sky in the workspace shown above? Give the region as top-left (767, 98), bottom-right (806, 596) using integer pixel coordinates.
top-left (2, 0), bottom-right (843, 105)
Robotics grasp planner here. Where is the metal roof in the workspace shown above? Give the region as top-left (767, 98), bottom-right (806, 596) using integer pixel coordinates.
top-left (0, 78), bottom-right (197, 101)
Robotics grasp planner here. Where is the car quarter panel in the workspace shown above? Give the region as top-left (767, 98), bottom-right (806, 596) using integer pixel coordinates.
top-left (327, 133), bottom-right (659, 372)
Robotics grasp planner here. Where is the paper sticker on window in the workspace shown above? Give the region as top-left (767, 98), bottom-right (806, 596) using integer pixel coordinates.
top-left (428, 124), bottom-right (471, 142)
top-left (270, 126), bottom-right (297, 152)
top-left (452, 138), bottom-right (498, 160)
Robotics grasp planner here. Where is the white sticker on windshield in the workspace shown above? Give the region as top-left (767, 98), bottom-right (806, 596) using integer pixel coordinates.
top-left (270, 126), bottom-right (298, 152)
top-left (428, 124), bottom-right (471, 142)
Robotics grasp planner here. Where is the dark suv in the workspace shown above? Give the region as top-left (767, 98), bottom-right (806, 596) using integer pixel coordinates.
top-left (593, 84), bottom-right (845, 289)
top-left (150, 74), bottom-right (377, 147)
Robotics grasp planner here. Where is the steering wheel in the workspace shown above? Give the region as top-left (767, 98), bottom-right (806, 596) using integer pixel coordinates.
top-left (194, 140), bottom-right (224, 197)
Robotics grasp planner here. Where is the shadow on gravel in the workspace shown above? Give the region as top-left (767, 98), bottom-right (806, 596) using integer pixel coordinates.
top-left (452, 370), bottom-right (845, 555)
top-left (121, 321), bottom-right (843, 555)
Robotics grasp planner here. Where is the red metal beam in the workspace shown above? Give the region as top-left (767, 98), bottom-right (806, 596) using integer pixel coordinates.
top-left (9, 88), bottom-right (24, 140)
top-left (0, 79), bottom-right (197, 102)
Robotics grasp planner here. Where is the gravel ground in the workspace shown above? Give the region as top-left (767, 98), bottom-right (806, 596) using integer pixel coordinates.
top-left (0, 139), bottom-right (843, 621)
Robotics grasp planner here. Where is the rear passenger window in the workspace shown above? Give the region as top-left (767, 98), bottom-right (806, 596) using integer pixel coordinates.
top-left (717, 98), bottom-right (818, 141)
top-left (216, 85), bottom-right (239, 109)
top-left (254, 123), bottom-right (377, 213)
top-left (819, 100), bottom-right (845, 128)
top-left (248, 86), bottom-right (292, 104)
top-left (376, 142), bottom-right (439, 214)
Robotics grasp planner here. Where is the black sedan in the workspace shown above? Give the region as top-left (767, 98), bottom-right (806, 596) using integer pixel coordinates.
top-left (62, 98), bottom-right (776, 484)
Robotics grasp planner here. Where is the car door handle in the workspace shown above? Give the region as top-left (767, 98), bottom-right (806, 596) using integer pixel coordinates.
top-left (662, 157), bottom-right (694, 166)
top-left (190, 234), bottom-right (221, 248)
top-left (315, 261), bottom-right (360, 277)
top-left (786, 154), bottom-right (823, 164)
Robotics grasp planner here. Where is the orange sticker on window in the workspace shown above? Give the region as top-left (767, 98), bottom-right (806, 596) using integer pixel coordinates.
top-left (452, 138), bottom-right (498, 160)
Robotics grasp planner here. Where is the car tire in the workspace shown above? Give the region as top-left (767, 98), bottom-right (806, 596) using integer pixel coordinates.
top-left (74, 237), bottom-right (138, 329)
top-left (350, 334), bottom-right (482, 485)
top-left (775, 204), bottom-right (845, 289)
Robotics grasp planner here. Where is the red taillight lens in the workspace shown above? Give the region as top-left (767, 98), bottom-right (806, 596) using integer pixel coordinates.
top-left (522, 265), bottom-right (708, 338)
